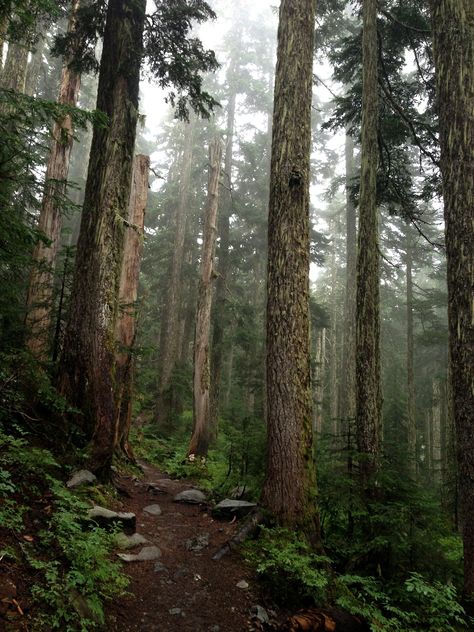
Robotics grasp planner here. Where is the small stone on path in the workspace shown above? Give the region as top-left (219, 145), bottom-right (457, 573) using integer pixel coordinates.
top-left (169, 608), bottom-right (185, 616)
top-left (185, 533), bottom-right (209, 552)
top-left (153, 562), bottom-right (167, 573)
top-left (117, 546), bottom-right (162, 562)
top-left (174, 489), bottom-right (206, 504)
top-left (236, 580), bottom-right (249, 590)
top-left (250, 605), bottom-right (269, 624)
top-left (88, 506), bottom-right (136, 534)
top-left (143, 504), bottom-right (162, 516)
top-left (213, 499), bottom-right (257, 518)
top-left (115, 533), bottom-right (148, 550)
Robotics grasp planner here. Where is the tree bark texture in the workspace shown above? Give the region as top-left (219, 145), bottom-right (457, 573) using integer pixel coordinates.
top-left (355, 0), bottom-right (382, 487)
top-left (187, 138), bottom-right (222, 459)
top-left (25, 33), bottom-right (46, 97)
top-left (431, 0), bottom-right (474, 595)
top-left (261, 0), bottom-right (319, 539)
top-left (405, 224), bottom-right (417, 477)
top-left (329, 214), bottom-right (341, 439)
top-left (339, 134), bottom-right (357, 429)
top-left (210, 86), bottom-right (236, 438)
top-left (157, 118), bottom-right (195, 428)
top-left (115, 154), bottom-right (149, 458)
top-left (25, 0), bottom-right (82, 360)
top-left (58, 0), bottom-right (145, 476)
top-left (1, 41), bottom-right (29, 92)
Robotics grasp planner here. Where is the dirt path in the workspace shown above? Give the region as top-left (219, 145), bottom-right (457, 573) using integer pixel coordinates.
top-left (107, 462), bottom-right (266, 632)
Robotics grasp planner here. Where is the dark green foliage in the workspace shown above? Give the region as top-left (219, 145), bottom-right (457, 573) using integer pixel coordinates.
top-left (53, 0), bottom-right (219, 119)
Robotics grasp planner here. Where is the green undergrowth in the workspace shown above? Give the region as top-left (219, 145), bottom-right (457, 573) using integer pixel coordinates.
top-left (0, 429), bottom-right (128, 631)
top-left (131, 413), bottom-right (264, 500)
top-left (245, 527), bottom-right (470, 631)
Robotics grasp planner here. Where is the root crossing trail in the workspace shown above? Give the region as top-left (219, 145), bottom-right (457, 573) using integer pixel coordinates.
top-left (107, 462), bottom-right (261, 631)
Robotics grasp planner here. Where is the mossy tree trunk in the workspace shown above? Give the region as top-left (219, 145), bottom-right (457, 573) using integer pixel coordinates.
top-left (115, 154), bottom-right (149, 459)
top-left (431, 0), bottom-right (474, 596)
top-left (187, 138), bottom-right (222, 459)
top-left (261, 0), bottom-right (320, 540)
top-left (1, 41), bottom-right (29, 92)
top-left (25, 0), bottom-right (82, 361)
top-left (58, 0), bottom-right (146, 477)
top-left (355, 0), bottom-right (382, 490)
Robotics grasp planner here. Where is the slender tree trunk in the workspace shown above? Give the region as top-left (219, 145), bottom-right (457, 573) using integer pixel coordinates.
top-left (25, 0), bottom-right (82, 360)
top-left (405, 223), bottom-right (416, 477)
top-left (339, 133), bottom-right (357, 430)
top-left (157, 118), bottom-right (195, 428)
top-left (313, 328), bottom-right (325, 435)
top-left (58, 0), bottom-right (146, 477)
top-left (355, 0), bottom-right (382, 489)
top-left (115, 154), bottom-right (149, 459)
top-left (261, 0), bottom-right (319, 540)
top-left (328, 215), bottom-right (340, 439)
top-left (431, 378), bottom-right (442, 484)
top-left (431, 0), bottom-right (474, 595)
top-left (209, 87), bottom-right (236, 438)
top-left (187, 138), bottom-right (222, 459)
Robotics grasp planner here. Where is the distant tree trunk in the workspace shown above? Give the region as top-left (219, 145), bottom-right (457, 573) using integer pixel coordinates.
top-left (430, 378), bottom-right (442, 484)
top-left (261, 0), bottom-right (319, 540)
top-left (157, 118), bottom-right (195, 429)
top-left (58, 0), bottom-right (145, 477)
top-left (25, 33), bottom-right (45, 96)
top-left (313, 328), bottom-right (325, 435)
top-left (209, 87), bottom-right (236, 438)
top-left (431, 0), bottom-right (474, 595)
top-left (25, 0), bottom-right (82, 360)
top-left (405, 223), bottom-right (416, 477)
top-left (187, 138), bottom-right (222, 459)
top-left (339, 133), bottom-right (357, 430)
top-left (1, 41), bottom-right (29, 92)
top-left (115, 154), bottom-right (149, 459)
top-left (355, 0), bottom-right (381, 489)
top-left (328, 215), bottom-right (340, 439)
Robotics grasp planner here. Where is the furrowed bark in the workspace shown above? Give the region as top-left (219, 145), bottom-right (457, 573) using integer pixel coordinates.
top-left (261, 0), bottom-right (320, 540)
top-left (431, 0), bottom-right (474, 595)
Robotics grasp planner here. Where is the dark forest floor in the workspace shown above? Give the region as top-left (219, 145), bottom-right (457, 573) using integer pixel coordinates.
top-left (106, 461), bottom-right (271, 632)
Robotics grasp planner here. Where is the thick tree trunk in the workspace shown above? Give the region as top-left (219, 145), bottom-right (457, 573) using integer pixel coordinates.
top-left (405, 224), bottom-right (416, 477)
top-left (261, 0), bottom-right (319, 540)
top-left (25, 0), bottom-right (82, 360)
top-left (58, 0), bottom-right (145, 477)
top-left (355, 0), bottom-right (382, 488)
top-left (157, 118), bottom-right (195, 429)
top-left (209, 87), bottom-right (236, 440)
top-left (339, 134), bottom-right (357, 430)
top-left (115, 154), bottom-right (149, 459)
top-left (187, 139), bottom-right (222, 459)
top-left (431, 0), bottom-right (474, 595)
top-left (1, 41), bottom-right (29, 92)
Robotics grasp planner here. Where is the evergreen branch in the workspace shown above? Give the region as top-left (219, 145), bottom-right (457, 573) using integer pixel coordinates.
top-left (380, 9), bottom-right (431, 35)
top-left (410, 219), bottom-right (444, 250)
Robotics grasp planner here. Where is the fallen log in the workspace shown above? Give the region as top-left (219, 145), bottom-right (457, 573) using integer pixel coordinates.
top-left (212, 508), bottom-right (266, 561)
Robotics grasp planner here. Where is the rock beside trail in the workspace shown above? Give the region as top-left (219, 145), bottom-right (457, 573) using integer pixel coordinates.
top-left (173, 489), bottom-right (206, 504)
top-left (66, 470), bottom-right (97, 488)
top-left (88, 506), bottom-right (136, 534)
top-left (117, 546), bottom-right (162, 562)
top-left (236, 580), bottom-right (249, 590)
top-left (250, 605), bottom-right (269, 624)
top-left (115, 532), bottom-right (149, 550)
top-left (143, 504), bottom-right (162, 516)
top-left (186, 533), bottom-right (209, 552)
top-left (212, 499), bottom-right (257, 518)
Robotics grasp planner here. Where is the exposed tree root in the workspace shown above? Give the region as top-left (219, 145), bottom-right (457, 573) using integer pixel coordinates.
top-left (212, 508), bottom-right (267, 560)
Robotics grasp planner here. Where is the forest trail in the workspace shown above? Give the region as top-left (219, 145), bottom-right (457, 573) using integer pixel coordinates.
top-left (107, 462), bottom-right (264, 632)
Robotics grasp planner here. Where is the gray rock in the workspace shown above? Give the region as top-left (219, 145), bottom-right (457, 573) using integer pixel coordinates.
top-left (66, 470), bottom-right (97, 488)
top-left (115, 532), bottom-right (148, 550)
top-left (250, 605), bottom-right (269, 624)
top-left (88, 506), bottom-right (136, 534)
top-left (143, 504), bottom-right (162, 516)
top-left (173, 489), bottom-right (206, 504)
top-left (185, 533), bottom-right (209, 552)
top-left (209, 626), bottom-right (220, 632)
top-left (212, 499), bottom-right (257, 519)
top-left (236, 580), bottom-right (249, 589)
top-left (169, 608), bottom-right (185, 616)
top-left (117, 546), bottom-right (162, 562)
